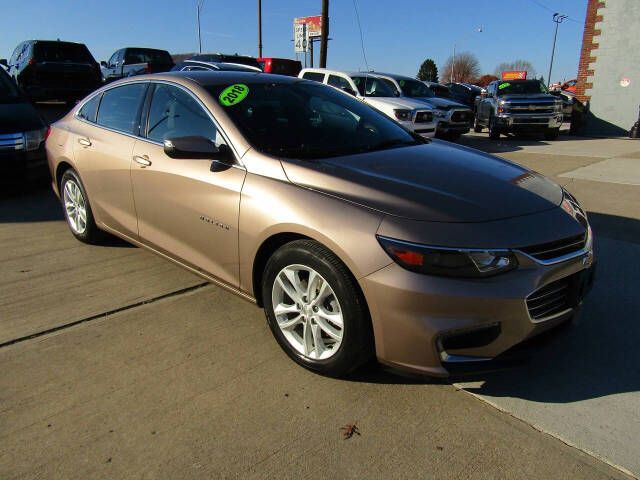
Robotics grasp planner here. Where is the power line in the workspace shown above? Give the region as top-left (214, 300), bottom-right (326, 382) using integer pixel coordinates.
top-left (525, 0), bottom-right (583, 24)
top-left (352, 0), bottom-right (369, 72)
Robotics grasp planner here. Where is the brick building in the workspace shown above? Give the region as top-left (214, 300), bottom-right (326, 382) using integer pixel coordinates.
top-left (576, 0), bottom-right (640, 135)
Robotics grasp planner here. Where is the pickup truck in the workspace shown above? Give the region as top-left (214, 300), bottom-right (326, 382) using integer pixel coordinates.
top-left (474, 79), bottom-right (563, 140)
top-left (100, 48), bottom-right (174, 83)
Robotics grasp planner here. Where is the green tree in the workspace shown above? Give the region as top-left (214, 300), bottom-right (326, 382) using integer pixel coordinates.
top-left (417, 58), bottom-right (438, 82)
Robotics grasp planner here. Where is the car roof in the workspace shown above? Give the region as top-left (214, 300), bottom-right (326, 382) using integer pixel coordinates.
top-left (157, 71), bottom-right (303, 87)
top-left (300, 68), bottom-right (380, 77)
top-left (179, 60), bottom-right (261, 72)
top-left (369, 72), bottom-right (416, 82)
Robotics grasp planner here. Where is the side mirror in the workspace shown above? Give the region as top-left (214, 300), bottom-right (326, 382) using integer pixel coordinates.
top-left (100, 61), bottom-right (107, 67)
top-left (0, 59), bottom-right (7, 68)
top-left (164, 136), bottom-right (234, 170)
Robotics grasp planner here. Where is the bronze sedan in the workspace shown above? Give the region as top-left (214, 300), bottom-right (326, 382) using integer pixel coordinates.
top-left (45, 72), bottom-right (595, 377)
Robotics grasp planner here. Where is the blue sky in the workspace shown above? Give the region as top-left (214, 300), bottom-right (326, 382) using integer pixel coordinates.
top-left (1, 0), bottom-right (587, 83)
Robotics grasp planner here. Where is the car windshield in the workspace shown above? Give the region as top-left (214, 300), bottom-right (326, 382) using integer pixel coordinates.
top-left (0, 70), bottom-right (23, 103)
top-left (34, 42), bottom-right (94, 63)
top-left (397, 78), bottom-right (434, 98)
top-left (207, 81), bottom-right (423, 159)
top-left (350, 76), bottom-right (396, 97)
top-left (497, 80), bottom-right (548, 96)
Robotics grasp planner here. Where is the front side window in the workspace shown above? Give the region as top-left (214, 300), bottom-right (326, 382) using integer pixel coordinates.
top-left (207, 81), bottom-right (422, 159)
top-left (77, 93), bottom-right (101, 122)
top-left (108, 51), bottom-right (119, 66)
top-left (327, 74), bottom-right (353, 92)
top-left (350, 76), bottom-right (395, 97)
top-left (146, 84), bottom-right (223, 146)
top-left (96, 83), bottom-right (147, 134)
top-left (398, 78), bottom-right (434, 98)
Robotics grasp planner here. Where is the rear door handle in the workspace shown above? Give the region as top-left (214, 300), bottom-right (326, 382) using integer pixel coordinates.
top-left (133, 155), bottom-right (151, 167)
top-left (78, 137), bottom-right (91, 146)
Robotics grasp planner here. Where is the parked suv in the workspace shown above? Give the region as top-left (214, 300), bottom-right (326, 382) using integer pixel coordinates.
top-left (474, 79), bottom-right (563, 140)
top-left (372, 72), bottom-right (472, 140)
top-left (445, 82), bottom-right (483, 111)
top-left (101, 48), bottom-right (174, 83)
top-left (299, 68), bottom-right (436, 137)
top-left (6, 40), bottom-right (102, 102)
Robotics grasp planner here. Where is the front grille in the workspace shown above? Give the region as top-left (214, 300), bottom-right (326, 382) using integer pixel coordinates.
top-left (414, 111), bottom-right (433, 123)
top-left (0, 133), bottom-right (25, 152)
top-left (519, 233), bottom-right (586, 261)
top-left (451, 110), bottom-right (472, 123)
top-left (506, 103), bottom-right (555, 114)
top-left (526, 275), bottom-right (576, 320)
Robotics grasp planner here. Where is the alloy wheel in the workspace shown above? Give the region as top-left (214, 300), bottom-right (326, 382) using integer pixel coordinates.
top-left (271, 264), bottom-right (344, 360)
top-left (63, 179), bottom-right (87, 234)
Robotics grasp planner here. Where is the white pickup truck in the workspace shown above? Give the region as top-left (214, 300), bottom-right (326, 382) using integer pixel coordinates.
top-left (299, 68), bottom-right (437, 138)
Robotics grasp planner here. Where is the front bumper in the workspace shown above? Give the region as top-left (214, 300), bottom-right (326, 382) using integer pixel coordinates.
top-left (435, 109), bottom-right (473, 135)
top-left (496, 112), bottom-right (563, 130)
top-left (398, 120), bottom-right (437, 138)
top-left (359, 244), bottom-right (595, 377)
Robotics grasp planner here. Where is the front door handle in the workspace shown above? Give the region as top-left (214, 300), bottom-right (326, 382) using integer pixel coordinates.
top-left (78, 137), bottom-right (91, 147)
top-left (133, 155), bottom-right (151, 167)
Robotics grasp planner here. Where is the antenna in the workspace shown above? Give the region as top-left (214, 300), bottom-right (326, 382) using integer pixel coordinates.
top-left (352, 0), bottom-right (369, 72)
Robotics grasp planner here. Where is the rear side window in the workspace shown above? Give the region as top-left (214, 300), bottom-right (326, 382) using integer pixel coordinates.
top-left (96, 83), bottom-right (147, 134)
top-left (270, 60), bottom-right (301, 76)
top-left (302, 72), bottom-right (325, 82)
top-left (34, 42), bottom-right (94, 63)
top-left (77, 94), bottom-right (101, 123)
top-left (146, 84), bottom-right (220, 144)
top-left (124, 49), bottom-right (172, 64)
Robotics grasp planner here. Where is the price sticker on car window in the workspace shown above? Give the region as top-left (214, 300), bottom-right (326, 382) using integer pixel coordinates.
top-left (399, 80), bottom-right (405, 86)
top-left (219, 84), bottom-right (249, 106)
top-left (498, 82), bottom-right (510, 90)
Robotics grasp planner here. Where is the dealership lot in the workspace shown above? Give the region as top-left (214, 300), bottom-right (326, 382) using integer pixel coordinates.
top-left (1, 130), bottom-right (638, 478)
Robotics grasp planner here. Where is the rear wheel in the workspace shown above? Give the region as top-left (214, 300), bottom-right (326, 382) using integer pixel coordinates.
top-left (544, 127), bottom-right (560, 140)
top-left (488, 114), bottom-right (500, 140)
top-left (60, 170), bottom-right (101, 243)
top-left (473, 116), bottom-right (483, 133)
top-left (262, 240), bottom-right (373, 377)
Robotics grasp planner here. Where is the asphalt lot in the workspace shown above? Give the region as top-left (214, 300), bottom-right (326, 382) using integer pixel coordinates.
top-left (1, 113), bottom-right (638, 478)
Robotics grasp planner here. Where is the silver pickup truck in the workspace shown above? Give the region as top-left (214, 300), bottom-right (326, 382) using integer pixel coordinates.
top-left (474, 79), bottom-right (563, 140)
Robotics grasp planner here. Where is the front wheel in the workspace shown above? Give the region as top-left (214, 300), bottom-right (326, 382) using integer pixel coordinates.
top-left (60, 169), bottom-right (101, 243)
top-left (488, 114), bottom-right (500, 140)
top-left (473, 116), bottom-right (483, 133)
top-left (262, 240), bottom-right (373, 377)
top-left (544, 127), bottom-right (560, 140)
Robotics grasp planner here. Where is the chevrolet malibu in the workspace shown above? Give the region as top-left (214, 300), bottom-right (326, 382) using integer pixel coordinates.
top-left (46, 72), bottom-right (595, 377)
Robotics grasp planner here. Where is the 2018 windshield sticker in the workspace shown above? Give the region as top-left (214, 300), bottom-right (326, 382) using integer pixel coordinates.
top-left (219, 84), bottom-right (249, 106)
top-left (399, 80), bottom-right (405, 86)
top-left (498, 82), bottom-right (510, 89)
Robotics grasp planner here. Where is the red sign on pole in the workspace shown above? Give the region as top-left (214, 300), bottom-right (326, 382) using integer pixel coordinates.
top-left (502, 71), bottom-right (527, 80)
top-left (294, 15), bottom-right (322, 37)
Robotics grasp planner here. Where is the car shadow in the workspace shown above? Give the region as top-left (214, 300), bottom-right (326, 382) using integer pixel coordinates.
top-left (350, 212), bottom-right (640, 402)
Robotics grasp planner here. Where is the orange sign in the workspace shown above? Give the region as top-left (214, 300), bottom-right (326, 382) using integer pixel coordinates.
top-left (502, 71), bottom-right (527, 80)
top-left (294, 15), bottom-right (322, 37)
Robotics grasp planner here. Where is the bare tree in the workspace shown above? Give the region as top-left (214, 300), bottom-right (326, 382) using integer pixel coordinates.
top-left (441, 52), bottom-right (480, 83)
top-left (494, 60), bottom-right (537, 78)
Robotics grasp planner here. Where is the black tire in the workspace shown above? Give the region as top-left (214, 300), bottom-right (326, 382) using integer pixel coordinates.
top-left (473, 116), bottom-right (483, 133)
top-left (262, 239), bottom-right (374, 377)
top-left (488, 114), bottom-right (500, 140)
top-left (544, 127), bottom-right (560, 140)
top-left (59, 169), bottom-right (101, 244)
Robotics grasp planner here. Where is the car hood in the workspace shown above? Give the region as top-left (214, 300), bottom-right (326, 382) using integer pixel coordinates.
top-left (364, 96), bottom-right (432, 111)
top-left (498, 93), bottom-right (557, 102)
top-left (280, 140), bottom-right (563, 222)
top-left (411, 97), bottom-right (468, 109)
top-left (0, 102), bottom-right (45, 134)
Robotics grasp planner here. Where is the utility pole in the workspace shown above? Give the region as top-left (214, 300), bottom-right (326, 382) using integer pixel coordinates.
top-left (547, 13), bottom-right (567, 87)
top-left (319, 0), bottom-right (329, 68)
top-left (197, 0), bottom-right (205, 54)
top-left (257, 0), bottom-right (263, 58)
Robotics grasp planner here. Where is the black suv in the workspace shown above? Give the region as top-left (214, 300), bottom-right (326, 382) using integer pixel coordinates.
top-left (5, 40), bottom-right (102, 102)
top-left (444, 82), bottom-right (483, 111)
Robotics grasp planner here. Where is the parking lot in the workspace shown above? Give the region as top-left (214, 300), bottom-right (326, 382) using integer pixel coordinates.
top-left (1, 117), bottom-right (639, 478)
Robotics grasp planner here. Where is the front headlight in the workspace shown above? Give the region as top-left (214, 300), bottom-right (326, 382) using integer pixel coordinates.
top-left (393, 109), bottom-right (413, 121)
top-left (377, 236), bottom-right (518, 277)
top-left (24, 127), bottom-right (47, 151)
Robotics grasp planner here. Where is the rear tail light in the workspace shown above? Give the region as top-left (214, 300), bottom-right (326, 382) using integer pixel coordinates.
top-left (145, 63), bottom-right (151, 73)
top-left (29, 58), bottom-right (36, 66)
top-left (45, 127), bottom-right (52, 141)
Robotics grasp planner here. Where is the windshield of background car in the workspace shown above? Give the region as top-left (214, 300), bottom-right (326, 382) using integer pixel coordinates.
top-left (34, 42), bottom-right (94, 63)
top-left (125, 48), bottom-right (173, 64)
top-left (398, 79), bottom-right (434, 98)
top-left (350, 76), bottom-right (395, 97)
top-left (270, 60), bottom-right (302, 76)
top-left (0, 70), bottom-right (23, 103)
top-left (496, 80), bottom-right (548, 96)
top-left (207, 81), bottom-right (422, 159)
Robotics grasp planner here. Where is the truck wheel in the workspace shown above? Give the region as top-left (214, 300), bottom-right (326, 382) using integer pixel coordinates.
top-left (488, 115), bottom-right (500, 140)
top-left (544, 127), bottom-right (560, 140)
top-left (473, 116), bottom-right (483, 133)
